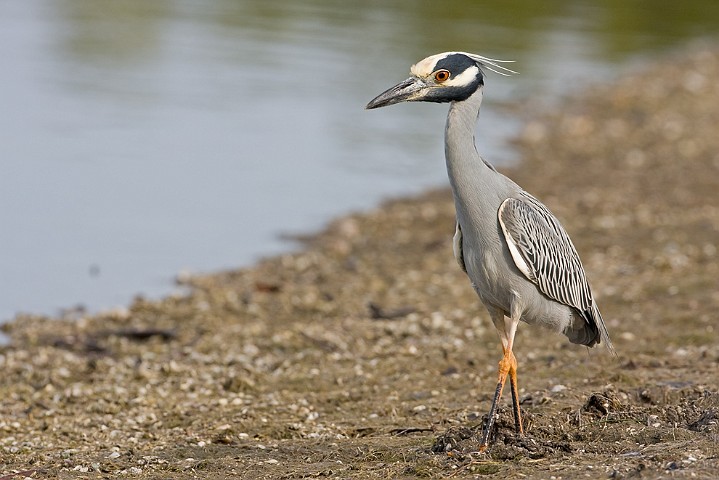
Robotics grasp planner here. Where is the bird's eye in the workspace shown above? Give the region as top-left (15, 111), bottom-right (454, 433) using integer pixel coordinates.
top-left (434, 70), bottom-right (451, 82)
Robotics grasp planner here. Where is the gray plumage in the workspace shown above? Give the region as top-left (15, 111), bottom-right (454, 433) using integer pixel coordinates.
top-left (367, 51), bottom-right (614, 449)
top-left (498, 194), bottom-right (611, 347)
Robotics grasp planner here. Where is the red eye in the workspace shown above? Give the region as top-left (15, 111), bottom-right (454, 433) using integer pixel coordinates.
top-left (434, 70), bottom-right (450, 82)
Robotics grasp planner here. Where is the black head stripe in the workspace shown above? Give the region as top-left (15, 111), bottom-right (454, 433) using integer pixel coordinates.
top-left (423, 53), bottom-right (484, 103)
top-left (435, 53), bottom-right (484, 81)
top-left (423, 78), bottom-right (482, 103)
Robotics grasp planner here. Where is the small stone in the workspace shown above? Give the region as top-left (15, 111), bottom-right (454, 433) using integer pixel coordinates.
top-left (647, 415), bottom-right (660, 427)
top-left (620, 332), bottom-right (635, 341)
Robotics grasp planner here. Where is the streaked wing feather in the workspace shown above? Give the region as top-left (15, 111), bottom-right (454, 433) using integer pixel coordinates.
top-left (498, 194), bottom-right (593, 313)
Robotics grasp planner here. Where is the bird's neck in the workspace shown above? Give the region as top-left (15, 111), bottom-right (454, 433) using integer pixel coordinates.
top-left (444, 88), bottom-right (495, 198)
top-left (446, 87), bottom-right (484, 156)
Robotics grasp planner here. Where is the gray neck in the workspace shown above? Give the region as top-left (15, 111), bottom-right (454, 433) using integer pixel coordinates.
top-left (444, 87), bottom-right (500, 211)
top-left (446, 87), bottom-right (484, 161)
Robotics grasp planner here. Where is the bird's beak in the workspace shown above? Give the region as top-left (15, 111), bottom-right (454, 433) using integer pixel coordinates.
top-left (366, 77), bottom-right (428, 109)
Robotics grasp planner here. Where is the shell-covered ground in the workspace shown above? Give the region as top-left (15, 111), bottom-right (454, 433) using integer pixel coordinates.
top-left (2, 45), bottom-right (719, 479)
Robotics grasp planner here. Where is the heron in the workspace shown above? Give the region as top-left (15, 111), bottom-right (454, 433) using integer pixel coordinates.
top-left (366, 52), bottom-right (614, 450)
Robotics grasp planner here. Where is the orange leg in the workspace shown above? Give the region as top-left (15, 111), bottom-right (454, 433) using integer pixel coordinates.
top-left (479, 345), bottom-right (523, 451)
top-left (508, 350), bottom-right (524, 436)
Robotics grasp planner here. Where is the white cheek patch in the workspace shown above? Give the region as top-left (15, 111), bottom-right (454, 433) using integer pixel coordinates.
top-left (444, 65), bottom-right (480, 87)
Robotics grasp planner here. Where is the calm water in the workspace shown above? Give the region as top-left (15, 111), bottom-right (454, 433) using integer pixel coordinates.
top-left (2, 1), bottom-right (718, 322)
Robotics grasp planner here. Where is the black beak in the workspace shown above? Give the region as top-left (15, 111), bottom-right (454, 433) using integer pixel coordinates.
top-left (366, 77), bottom-right (427, 109)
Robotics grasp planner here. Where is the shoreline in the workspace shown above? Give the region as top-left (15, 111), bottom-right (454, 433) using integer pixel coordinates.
top-left (2, 44), bottom-right (719, 478)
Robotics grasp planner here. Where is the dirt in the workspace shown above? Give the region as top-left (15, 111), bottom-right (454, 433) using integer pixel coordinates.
top-left (2, 44), bottom-right (719, 479)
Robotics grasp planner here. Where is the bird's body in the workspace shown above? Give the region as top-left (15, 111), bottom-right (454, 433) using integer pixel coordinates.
top-left (367, 51), bottom-right (613, 449)
top-left (446, 90), bottom-right (604, 346)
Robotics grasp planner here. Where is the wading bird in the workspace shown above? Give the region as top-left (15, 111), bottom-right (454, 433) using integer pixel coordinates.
top-left (366, 52), bottom-right (614, 450)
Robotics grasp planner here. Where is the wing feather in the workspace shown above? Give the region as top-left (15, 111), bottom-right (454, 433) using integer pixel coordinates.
top-left (498, 194), bottom-right (615, 352)
top-left (498, 194), bottom-right (594, 315)
top-left (453, 221), bottom-right (467, 273)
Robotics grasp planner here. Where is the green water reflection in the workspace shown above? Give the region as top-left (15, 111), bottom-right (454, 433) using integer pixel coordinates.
top-left (55, 0), bottom-right (719, 65)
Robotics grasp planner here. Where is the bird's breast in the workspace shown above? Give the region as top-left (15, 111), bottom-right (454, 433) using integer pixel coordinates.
top-left (459, 225), bottom-right (511, 308)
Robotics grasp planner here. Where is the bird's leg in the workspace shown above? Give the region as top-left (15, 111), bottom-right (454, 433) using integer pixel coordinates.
top-left (479, 346), bottom-right (513, 450)
top-left (503, 304), bottom-right (524, 436)
top-left (507, 349), bottom-right (523, 436)
top-left (480, 310), bottom-right (522, 451)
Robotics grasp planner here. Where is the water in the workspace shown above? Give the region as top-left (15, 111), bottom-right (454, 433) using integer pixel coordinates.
top-left (2, 0), bottom-right (718, 322)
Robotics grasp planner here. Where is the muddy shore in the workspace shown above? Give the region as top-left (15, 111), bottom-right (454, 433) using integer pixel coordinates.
top-left (2, 45), bottom-right (719, 479)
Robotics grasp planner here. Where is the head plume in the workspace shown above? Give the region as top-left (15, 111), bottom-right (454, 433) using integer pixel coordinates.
top-left (459, 53), bottom-right (518, 76)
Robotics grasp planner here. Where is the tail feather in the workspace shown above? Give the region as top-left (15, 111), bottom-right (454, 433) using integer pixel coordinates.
top-left (565, 303), bottom-right (615, 355)
top-left (591, 304), bottom-right (616, 355)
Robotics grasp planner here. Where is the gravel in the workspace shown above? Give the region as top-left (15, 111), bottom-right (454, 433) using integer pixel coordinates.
top-left (2, 43), bottom-right (719, 479)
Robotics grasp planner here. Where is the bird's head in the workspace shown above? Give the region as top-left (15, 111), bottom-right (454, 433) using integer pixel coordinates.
top-left (366, 52), bottom-right (516, 109)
